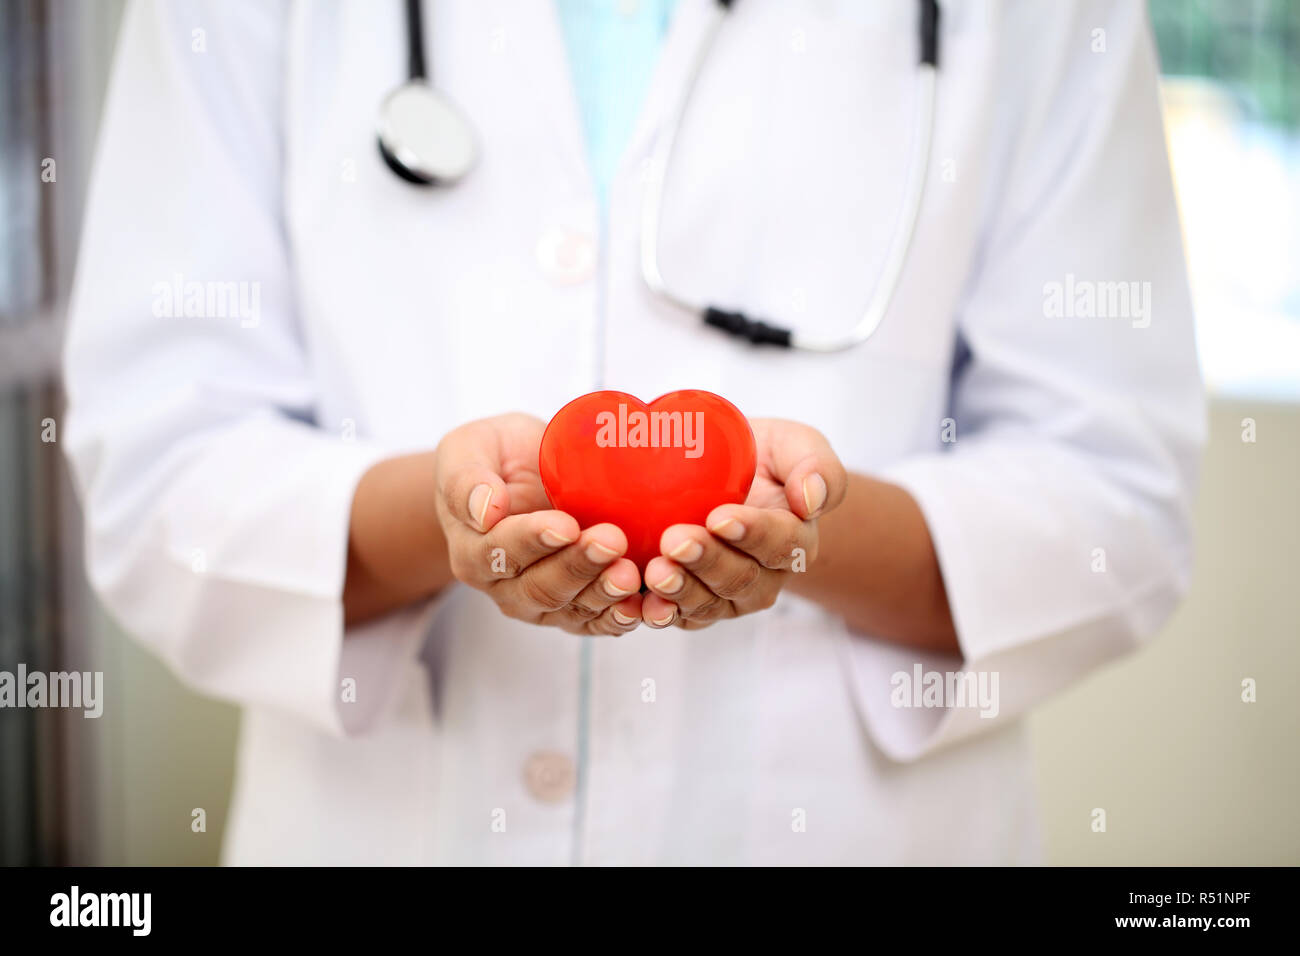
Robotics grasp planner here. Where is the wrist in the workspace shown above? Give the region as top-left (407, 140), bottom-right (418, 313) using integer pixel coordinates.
top-left (407, 448), bottom-right (453, 594)
top-left (344, 449), bottom-right (452, 626)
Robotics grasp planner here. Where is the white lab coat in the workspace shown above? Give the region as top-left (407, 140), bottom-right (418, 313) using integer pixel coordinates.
top-left (64, 0), bottom-right (1203, 865)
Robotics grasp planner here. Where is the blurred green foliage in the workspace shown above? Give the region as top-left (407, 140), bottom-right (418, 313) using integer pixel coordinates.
top-left (1149, 0), bottom-right (1300, 128)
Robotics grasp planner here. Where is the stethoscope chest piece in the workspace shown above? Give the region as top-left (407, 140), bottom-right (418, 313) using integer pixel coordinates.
top-left (377, 80), bottom-right (477, 186)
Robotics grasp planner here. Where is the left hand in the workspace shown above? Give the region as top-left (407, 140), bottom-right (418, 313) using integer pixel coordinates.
top-left (640, 418), bottom-right (847, 630)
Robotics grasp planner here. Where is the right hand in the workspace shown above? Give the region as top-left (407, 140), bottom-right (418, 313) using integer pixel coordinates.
top-left (433, 413), bottom-right (643, 635)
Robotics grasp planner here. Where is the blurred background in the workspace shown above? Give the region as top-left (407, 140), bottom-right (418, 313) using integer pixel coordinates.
top-left (2, 0), bottom-right (1297, 865)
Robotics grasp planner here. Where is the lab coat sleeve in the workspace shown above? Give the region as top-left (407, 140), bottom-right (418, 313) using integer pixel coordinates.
top-left (845, 1), bottom-right (1206, 760)
top-left (62, 0), bottom-right (435, 736)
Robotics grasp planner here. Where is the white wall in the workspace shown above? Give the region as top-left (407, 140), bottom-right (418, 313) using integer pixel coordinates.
top-left (1032, 399), bottom-right (1300, 864)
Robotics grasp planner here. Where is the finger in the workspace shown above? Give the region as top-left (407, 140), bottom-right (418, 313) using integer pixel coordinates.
top-left (696, 505), bottom-right (816, 570)
top-left (507, 523), bottom-right (628, 612)
top-left (550, 588), bottom-right (645, 637)
top-left (750, 419), bottom-right (848, 519)
top-left (439, 431), bottom-right (514, 535)
top-left (566, 557), bottom-right (642, 620)
top-left (597, 593), bottom-right (646, 635)
top-left (640, 591), bottom-right (679, 629)
top-left (451, 510), bottom-right (580, 586)
top-left (644, 555), bottom-right (736, 624)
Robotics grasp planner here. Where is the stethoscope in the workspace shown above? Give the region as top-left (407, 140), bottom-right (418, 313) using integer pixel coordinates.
top-left (378, 0), bottom-right (940, 352)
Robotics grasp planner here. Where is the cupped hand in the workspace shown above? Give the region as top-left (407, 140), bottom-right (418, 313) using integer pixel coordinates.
top-left (434, 413), bottom-right (643, 635)
top-left (640, 418), bottom-right (847, 630)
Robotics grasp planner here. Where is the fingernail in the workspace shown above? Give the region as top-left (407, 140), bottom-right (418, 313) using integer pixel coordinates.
top-left (585, 540), bottom-right (619, 564)
top-left (652, 570), bottom-right (684, 595)
top-left (803, 473), bottom-right (828, 516)
top-left (668, 538), bottom-right (703, 563)
top-left (468, 484), bottom-right (493, 531)
top-left (651, 610), bottom-right (675, 627)
top-left (710, 517), bottom-right (745, 542)
top-left (612, 609), bottom-right (637, 626)
top-left (540, 527), bottom-right (574, 548)
top-left (602, 578), bottom-right (634, 599)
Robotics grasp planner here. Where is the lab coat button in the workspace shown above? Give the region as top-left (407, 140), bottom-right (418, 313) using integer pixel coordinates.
top-left (523, 751), bottom-right (576, 803)
top-left (535, 227), bottom-right (595, 285)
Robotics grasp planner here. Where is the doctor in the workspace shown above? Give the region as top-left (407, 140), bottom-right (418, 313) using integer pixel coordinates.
top-left (65, 0), bottom-right (1203, 865)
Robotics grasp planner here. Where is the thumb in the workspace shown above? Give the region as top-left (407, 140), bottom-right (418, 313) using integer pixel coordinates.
top-left (754, 419), bottom-right (848, 520)
top-left (436, 426), bottom-right (513, 533)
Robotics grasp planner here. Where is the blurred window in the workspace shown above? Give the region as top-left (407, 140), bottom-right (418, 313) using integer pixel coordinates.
top-left (0, 0), bottom-right (119, 866)
top-left (1150, 0), bottom-right (1300, 401)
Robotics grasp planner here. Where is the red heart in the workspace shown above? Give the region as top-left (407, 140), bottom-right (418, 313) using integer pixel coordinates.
top-left (539, 390), bottom-right (757, 572)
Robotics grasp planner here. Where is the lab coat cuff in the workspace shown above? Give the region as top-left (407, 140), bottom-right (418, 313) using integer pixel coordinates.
top-left (249, 432), bottom-right (393, 738)
top-left (299, 437), bottom-right (451, 738)
top-left (166, 428), bottom-right (430, 739)
top-left (843, 454), bottom-right (1173, 761)
top-left (335, 595), bottom-right (449, 735)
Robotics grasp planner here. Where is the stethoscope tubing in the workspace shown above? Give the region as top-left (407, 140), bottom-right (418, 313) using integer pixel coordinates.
top-left (383, 0), bottom-right (941, 353)
top-left (640, 0), bottom-right (940, 352)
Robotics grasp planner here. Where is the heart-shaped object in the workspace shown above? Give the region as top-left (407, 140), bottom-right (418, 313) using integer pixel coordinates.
top-left (539, 390), bottom-right (757, 571)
